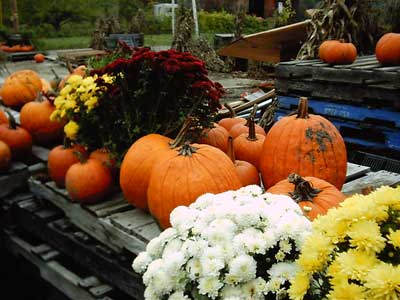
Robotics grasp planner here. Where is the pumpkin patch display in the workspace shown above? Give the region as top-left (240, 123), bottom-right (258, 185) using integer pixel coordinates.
top-left (375, 33), bottom-right (400, 66)
top-left (218, 102), bottom-right (246, 131)
top-left (199, 123), bottom-right (229, 152)
top-left (259, 97), bottom-right (347, 190)
top-left (267, 173), bottom-right (346, 220)
top-left (319, 40), bottom-right (357, 65)
top-left (0, 70), bottom-right (43, 107)
top-left (65, 158), bottom-right (113, 204)
top-left (0, 140), bottom-right (11, 171)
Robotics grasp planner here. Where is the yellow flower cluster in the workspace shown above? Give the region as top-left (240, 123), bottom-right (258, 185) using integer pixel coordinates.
top-left (50, 73), bottom-right (114, 140)
top-left (289, 185), bottom-right (400, 300)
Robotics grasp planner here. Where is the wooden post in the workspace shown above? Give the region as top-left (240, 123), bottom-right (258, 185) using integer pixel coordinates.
top-left (171, 0), bottom-right (176, 36)
top-left (10, 0), bottom-right (19, 33)
top-left (192, 0), bottom-right (199, 38)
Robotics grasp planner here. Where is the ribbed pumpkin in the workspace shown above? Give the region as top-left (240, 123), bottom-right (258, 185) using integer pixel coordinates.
top-left (227, 136), bottom-right (260, 186)
top-left (0, 70), bottom-right (43, 107)
top-left (65, 158), bottom-right (113, 204)
top-left (19, 96), bottom-right (64, 144)
top-left (47, 144), bottom-right (87, 187)
top-left (375, 33), bottom-right (400, 66)
top-left (260, 97), bottom-right (347, 189)
top-left (218, 102), bottom-right (246, 131)
top-left (0, 140), bottom-right (11, 171)
top-left (319, 40), bottom-right (357, 65)
top-left (0, 109), bottom-right (8, 125)
top-left (199, 123), bottom-right (229, 152)
top-left (148, 142), bottom-right (242, 228)
top-left (233, 117), bottom-right (265, 170)
top-left (120, 134), bottom-right (173, 210)
top-left (267, 173), bottom-right (346, 220)
top-left (0, 111), bottom-right (32, 159)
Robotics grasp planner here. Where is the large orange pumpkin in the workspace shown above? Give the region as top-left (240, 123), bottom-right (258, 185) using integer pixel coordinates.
top-left (47, 144), bottom-right (87, 187)
top-left (65, 158), bottom-right (113, 204)
top-left (147, 142), bottom-right (242, 228)
top-left (0, 70), bottom-right (43, 107)
top-left (120, 134), bottom-right (173, 210)
top-left (227, 136), bottom-right (260, 186)
top-left (319, 40), bottom-right (357, 65)
top-left (375, 33), bottom-right (400, 66)
top-left (267, 173), bottom-right (346, 220)
top-left (0, 111), bottom-right (32, 159)
top-left (259, 97), bottom-right (347, 190)
top-left (19, 97), bottom-right (64, 144)
top-left (0, 109), bottom-right (8, 125)
top-left (0, 140), bottom-right (11, 171)
top-left (199, 123), bottom-right (229, 152)
top-left (218, 103), bottom-right (246, 131)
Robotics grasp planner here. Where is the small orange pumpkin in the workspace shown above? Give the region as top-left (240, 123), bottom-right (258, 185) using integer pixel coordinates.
top-left (65, 158), bottom-right (113, 204)
top-left (267, 173), bottom-right (346, 220)
top-left (34, 53), bottom-right (45, 63)
top-left (319, 40), bottom-right (357, 65)
top-left (89, 148), bottom-right (116, 170)
top-left (0, 109), bottom-right (8, 125)
top-left (375, 33), bottom-right (400, 66)
top-left (199, 123), bottom-right (229, 152)
top-left (0, 140), bottom-right (11, 171)
top-left (41, 78), bottom-right (51, 93)
top-left (218, 103), bottom-right (246, 131)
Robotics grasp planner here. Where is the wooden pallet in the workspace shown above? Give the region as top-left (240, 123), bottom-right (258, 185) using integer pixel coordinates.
top-left (57, 49), bottom-right (107, 66)
top-left (275, 55), bottom-right (400, 105)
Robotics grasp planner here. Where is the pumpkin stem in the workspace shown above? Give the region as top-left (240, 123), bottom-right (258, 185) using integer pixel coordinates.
top-left (287, 173), bottom-right (321, 203)
top-left (297, 97), bottom-right (309, 119)
top-left (224, 102), bottom-right (236, 118)
top-left (178, 141), bottom-right (198, 157)
top-left (227, 136), bottom-right (235, 163)
top-left (247, 117), bottom-right (258, 141)
top-left (5, 110), bottom-right (17, 130)
top-left (66, 60), bottom-right (74, 74)
top-left (62, 136), bottom-right (72, 149)
top-left (169, 117), bottom-right (193, 149)
top-left (245, 104), bottom-right (258, 127)
top-left (74, 149), bottom-right (87, 164)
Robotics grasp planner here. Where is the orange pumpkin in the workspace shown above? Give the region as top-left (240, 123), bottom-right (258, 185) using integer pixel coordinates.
top-left (120, 134), bottom-right (173, 210)
top-left (0, 70), bottom-right (43, 107)
top-left (19, 96), bottom-right (64, 144)
top-left (89, 148), bottom-right (116, 170)
top-left (41, 78), bottom-right (51, 93)
top-left (199, 123), bottom-right (229, 152)
top-left (218, 102), bottom-right (246, 131)
top-left (227, 136), bottom-right (260, 186)
top-left (229, 119), bottom-right (266, 139)
top-left (34, 53), bottom-right (45, 63)
top-left (319, 40), bottom-right (357, 65)
top-left (0, 140), bottom-right (11, 171)
top-left (267, 173), bottom-right (346, 220)
top-left (58, 64), bottom-right (87, 90)
top-left (233, 117), bottom-right (265, 170)
top-left (0, 111), bottom-right (32, 159)
top-left (375, 33), bottom-right (400, 66)
top-left (0, 109), bottom-right (8, 125)
top-left (147, 142), bottom-right (242, 228)
top-left (47, 144), bottom-right (87, 188)
top-left (65, 158), bottom-right (113, 204)
top-left (259, 97), bottom-right (347, 190)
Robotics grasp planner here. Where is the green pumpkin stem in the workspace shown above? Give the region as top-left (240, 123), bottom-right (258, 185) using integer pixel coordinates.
top-left (227, 136), bottom-right (235, 163)
top-left (178, 141), bottom-right (198, 157)
top-left (169, 117), bottom-right (193, 149)
top-left (287, 173), bottom-right (321, 203)
top-left (5, 110), bottom-right (17, 130)
top-left (297, 97), bottom-right (309, 119)
top-left (62, 136), bottom-right (72, 149)
top-left (224, 102), bottom-right (236, 118)
top-left (247, 117), bottom-right (257, 141)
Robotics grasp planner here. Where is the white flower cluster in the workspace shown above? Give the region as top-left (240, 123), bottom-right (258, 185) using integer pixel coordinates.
top-left (132, 185), bottom-right (312, 300)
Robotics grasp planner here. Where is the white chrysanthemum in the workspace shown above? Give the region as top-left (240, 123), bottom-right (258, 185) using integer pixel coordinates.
top-left (268, 262), bottom-right (298, 283)
top-left (234, 204), bottom-right (262, 228)
top-left (158, 227), bottom-right (178, 244)
top-left (191, 219), bottom-right (208, 235)
top-left (143, 259), bottom-right (164, 285)
top-left (265, 276), bottom-right (282, 293)
top-left (181, 238), bottom-right (208, 258)
top-left (226, 254), bottom-right (257, 284)
top-left (262, 230), bottom-right (278, 250)
top-left (279, 239), bottom-right (292, 254)
top-left (186, 258), bottom-right (202, 280)
top-left (239, 228), bottom-right (267, 254)
top-left (163, 238), bottom-right (184, 258)
top-left (201, 218), bottom-right (237, 245)
top-left (198, 276), bottom-right (223, 299)
top-left (190, 193), bottom-right (218, 210)
top-left (275, 213), bottom-right (310, 240)
top-left (150, 268), bottom-right (174, 296)
top-left (236, 185), bottom-right (263, 197)
top-left (144, 287), bottom-right (161, 300)
top-left (242, 278), bottom-right (267, 300)
top-left (163, 251), bottom-right (186, 275)
top-left (168, 291), bottom-right (189, 300)
top-left (146, 237), bottom-right (164, 259)
top-left (220, 284), bottom-right (246, 299)
top-left (132, 251), bottom-right (152, 274)
top-left (200, 257), bottom-right (225, 277)
top-left (201, 246), bottom-right (225, 261)
top-left (170, 206), bottom-right (197, 237)
top-left (219, 241), bottom-right (237, 261)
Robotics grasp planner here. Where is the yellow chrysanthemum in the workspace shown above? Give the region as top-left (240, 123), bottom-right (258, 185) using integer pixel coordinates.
top-left (49, 110), bottom-right (59, 121)
top-left (388, 229), bottom-right (400, 248)
top-left (313, 210), bottom-right (351, 243)
top-left (288, 272), bottom-right (310, 300)
top-left (327, 282), bottom-right (366, 300)
top-left (64, 121), bottom-right (79, 140)
top-left (348, 220), bottom-right (386, 253)
top-left (85, 96), bottom-right (98, 111)
top-left (67, 74), bottom-right (83, 86)
top-left (336, 249), bottom-right (378, 281)
top-left (373, 185), bottom-right (400, 207)
top-left (327, 260), bottom-right (348, 286)
top-left (102, 74), bottom-right (115, 83)
top-left (365, 263), bottom-right (400, 300)
top-left (59, 84), bottom-right (73, 96)
top-left (64, 99), bottom-right (77, 110)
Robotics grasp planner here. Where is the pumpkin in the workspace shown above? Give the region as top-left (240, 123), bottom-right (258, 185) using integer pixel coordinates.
top-left (89, 148), bottom-right (116, 170)
top-left (267, 173), bottom-right (346, 220)
top-left (319, 40), bottom-right (357, 65)
top-left (41, 78), bottom-right (51, 93)
top-left (120, 134), bottom-right (173, 210)
top-left (58, 64), bottom-right (87, 89)
top-left (375, 33), bottom-right (400, 66)
top-left (229, 118), bottom-right (266, 139)
top-left (34, 53), bottom-right (45, 63)
top-left (218, 102), bottom-right (246, 131)
top-left (259, 97), bottom-right (347, 190)
top-left (0, 140), bottom-right (11, 171)
top-left (47, 144), bottom-right (87, 187)
top-left (147, 142), bottom-right (242, 228)
top-left (227, 136), bottom-right (260, 186)
top-left (199, 123), bottom-right (229, 152)
top-left (0, 109), bottom-right (8, 125)
top-left (0, 70), bottom-right (43, 107)
top-left (19, 95), bottom-right (64, 144)
top-left (0, 111), bottom-right (32, 159)
top-left (233, 117), bottom-right (265, 170)
top-left (65, 158), bottom-right (113, 204)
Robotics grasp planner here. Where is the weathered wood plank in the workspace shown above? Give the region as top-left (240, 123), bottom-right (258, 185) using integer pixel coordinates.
top-left (345, 163), bottom-right (371, 181)
top-left (0, 163), bottom-right (29, 198)
top-left (342, 170), bottom-right (400, 195)
top-left (84, 193), bottom-right (132, 217)
top-left (32, 145), bottom-right (50, 162)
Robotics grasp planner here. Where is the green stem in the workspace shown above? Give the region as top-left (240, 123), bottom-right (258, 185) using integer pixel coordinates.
top-left (178, 141), bottom-right (198, 157)
top-left (169, 117), bottom-right (193, 149)
top-left (5, 110), bottom-right (17, 130)
top-left (247, 117), bottom-right (257, 141)
top-left (287, 173), bottom-right (321, 203)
